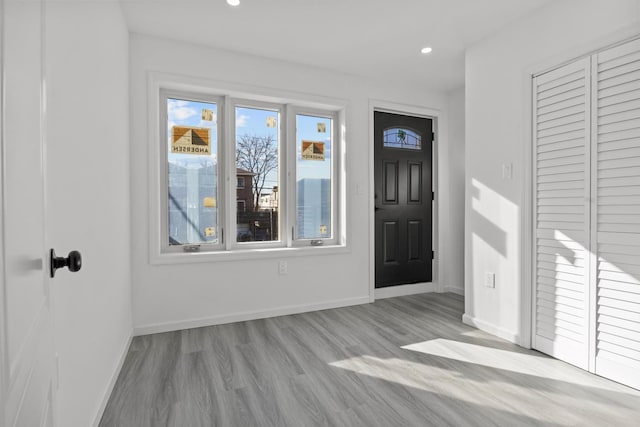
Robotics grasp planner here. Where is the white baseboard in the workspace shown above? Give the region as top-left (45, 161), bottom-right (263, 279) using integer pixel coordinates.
top-left (443, 285), bottom-right (464, 296)
top-left (133, 296), bottom-right (371, 336)
top-left (92, 332), bottom-right (133, 427)
top-left (374, 282), bottom-right (434, 300)
top-left (462, 313), bottom-right (518, 343)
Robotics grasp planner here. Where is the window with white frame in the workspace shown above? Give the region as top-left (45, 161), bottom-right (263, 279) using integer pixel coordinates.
top-left (159, 90), bottom-right (341, 254)
top-left (295, 111), bottom-right (334, 241)
top-left (234, 101), bottom-right (282, 244)
top-left (165, 94), bottom-right (220, 247)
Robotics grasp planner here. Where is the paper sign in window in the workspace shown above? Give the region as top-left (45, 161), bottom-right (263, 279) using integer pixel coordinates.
top-left (203, 197), bottom-right (216, 208)
top-left (266, 116), bottom-right (277, 128)
top-left (171, 126), bottom-right (211, 155)
top-left (201, 108), bottom-right (214, 121)
top-left (301, 141), bottom-right (325, 161)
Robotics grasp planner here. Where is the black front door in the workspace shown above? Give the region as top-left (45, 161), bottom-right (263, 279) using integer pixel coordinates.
top-left (374, 111), bottom-right (433, 288)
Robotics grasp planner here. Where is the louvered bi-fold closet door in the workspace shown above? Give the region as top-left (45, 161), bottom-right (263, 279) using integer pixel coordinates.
top-left (533, 58), bottom-right (592, 370)
top-left (594, 38), bottom-right (640, 390)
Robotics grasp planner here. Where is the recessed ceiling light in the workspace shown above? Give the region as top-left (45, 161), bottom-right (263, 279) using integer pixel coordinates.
top-left (227, 0), bottom-right (240, 6)
top-left (421, 47), bottom-right (433, 54)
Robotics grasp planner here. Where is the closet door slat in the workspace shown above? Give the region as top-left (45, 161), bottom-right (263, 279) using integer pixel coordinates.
top-left (595, 38), bottom-right (640, 390)
top-left (533, 57), bottom-right (591, 369)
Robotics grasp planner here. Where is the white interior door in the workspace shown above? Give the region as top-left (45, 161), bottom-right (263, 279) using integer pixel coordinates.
top-left (1, 0), bottom-right (57, 425)
top-left (593, 38), bottom-right (640, 390)
top-left (532, 57), bottom-right (592, 370)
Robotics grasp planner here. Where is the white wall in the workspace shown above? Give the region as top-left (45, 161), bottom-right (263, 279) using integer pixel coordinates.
top-left (130, 34), bottom-right (453, 333)
top-left (443, 87), bottom-right (465, 294)
top-left (45, 2), bottom-right (131, 426)
top-left (464, 0), bottom-right (640, 344)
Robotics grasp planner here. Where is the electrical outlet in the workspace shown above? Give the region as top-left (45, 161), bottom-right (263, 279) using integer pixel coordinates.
top-left (484, 272), bottom-right (495, 288)
top-left (278, 260), bottom-right (288, 275)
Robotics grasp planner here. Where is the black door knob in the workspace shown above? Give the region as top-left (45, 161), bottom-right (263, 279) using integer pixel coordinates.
top-left (50, 249), bottom-right (82, 278)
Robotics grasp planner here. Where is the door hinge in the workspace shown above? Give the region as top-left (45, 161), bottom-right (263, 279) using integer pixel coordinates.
top-left (432, 251), bottom-right (435, 260)
top-left (432, 191), bottom-right (435, 201)
top-left (432, 131), bottom-right (435, 141)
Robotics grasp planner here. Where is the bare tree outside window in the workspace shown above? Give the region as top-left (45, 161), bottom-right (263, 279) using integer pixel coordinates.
top-left (236, 134), bottom-right (277, 211)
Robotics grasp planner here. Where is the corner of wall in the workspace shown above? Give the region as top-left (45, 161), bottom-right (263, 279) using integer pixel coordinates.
top-left (462, 313), bottom-right (519, 343)
top-left (443, 86), bottom-right (466, 296)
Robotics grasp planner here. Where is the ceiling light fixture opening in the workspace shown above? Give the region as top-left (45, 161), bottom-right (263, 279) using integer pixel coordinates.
top-left (227, 0), bottom-right (240, 6)
top-left (421, 47), bottom-right (433, 54)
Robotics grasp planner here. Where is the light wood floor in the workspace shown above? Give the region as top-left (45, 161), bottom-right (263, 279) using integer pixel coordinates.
top-left (100, 293), bottom-right (640, 426)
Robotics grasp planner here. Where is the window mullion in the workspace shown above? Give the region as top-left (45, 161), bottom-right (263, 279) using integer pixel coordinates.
top-left (335, 109), bottom-right (343, 245)
top-left (279, 105), bottom-right (289, 247)
top-left (285, 104), bottom-right (296, 246)
top-left (223, 95), bottom-right (236, 250)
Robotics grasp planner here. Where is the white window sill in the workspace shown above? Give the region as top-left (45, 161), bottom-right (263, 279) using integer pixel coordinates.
top-left (150, 243), bottom-right (350, 265)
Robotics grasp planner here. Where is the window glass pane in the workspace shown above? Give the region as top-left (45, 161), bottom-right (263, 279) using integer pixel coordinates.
top-left (235, 106), bottom-right (280, 242)
top-left (296, 114), bottom-right (332, 239)
top-left (167, 97), bottom-right (218, 246)
top-left (383, 127), bottom-right (421, 150)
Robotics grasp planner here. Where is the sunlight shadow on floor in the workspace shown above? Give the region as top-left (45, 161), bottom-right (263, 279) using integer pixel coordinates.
top-left (401, 338), bottom-right (637, 394)
top-left (329, 350), bottom-right (639, 427)
top-left (330, 354), bottom-right (573, 425)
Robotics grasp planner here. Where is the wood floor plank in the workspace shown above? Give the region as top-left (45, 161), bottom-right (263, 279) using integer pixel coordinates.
top-left (100, 293), bottom-right (640, 426)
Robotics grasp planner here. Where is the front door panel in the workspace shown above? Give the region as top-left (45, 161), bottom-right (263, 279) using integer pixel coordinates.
top-left (374, 111), bottom-right (433, 288)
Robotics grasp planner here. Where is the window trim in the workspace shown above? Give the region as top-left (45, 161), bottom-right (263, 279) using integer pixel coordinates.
top-left (148, 73), bottom-right (347, 264)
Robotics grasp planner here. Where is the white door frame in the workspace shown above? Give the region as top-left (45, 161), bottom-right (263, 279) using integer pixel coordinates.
top-left (368, 99), bottom-right (445, 301)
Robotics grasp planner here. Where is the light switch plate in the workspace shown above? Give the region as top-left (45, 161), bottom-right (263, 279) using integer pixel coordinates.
top-left (484, 272), bottom-right (495, 288)
top-left (502, 163), bottom-right (512, 180)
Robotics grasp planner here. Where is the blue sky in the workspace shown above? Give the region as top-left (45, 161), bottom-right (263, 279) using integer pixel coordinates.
top-left (167, 98), bottom-right (333, 193)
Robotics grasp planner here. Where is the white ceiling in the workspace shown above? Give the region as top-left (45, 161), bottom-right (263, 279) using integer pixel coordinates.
top-left (120, 0), bottom-right (554, 92)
